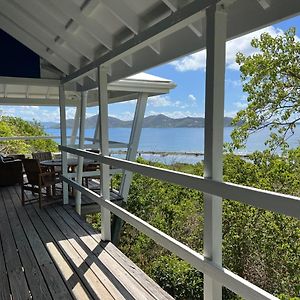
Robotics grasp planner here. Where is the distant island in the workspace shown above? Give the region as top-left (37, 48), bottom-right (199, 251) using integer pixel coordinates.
top-left (43, 114), bottom-right (236, 129)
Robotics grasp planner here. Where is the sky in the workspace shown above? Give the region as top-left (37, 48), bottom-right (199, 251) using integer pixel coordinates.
top-left (1, 15), bottom-right (300, 123)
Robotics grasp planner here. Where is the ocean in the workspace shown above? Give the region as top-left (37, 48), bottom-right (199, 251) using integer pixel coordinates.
top-left (45, 127), bottom-right (300, 164)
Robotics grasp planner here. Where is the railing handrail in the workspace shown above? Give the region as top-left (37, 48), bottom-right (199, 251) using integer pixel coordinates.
top-left (59, 144), bottom-right (299, 299)
top-left (59, 145), bottom-right (300, 219)
top-left (62, 174), bottom-right (278, 300)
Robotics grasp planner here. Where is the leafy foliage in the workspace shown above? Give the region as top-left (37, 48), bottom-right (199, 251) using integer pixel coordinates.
top-left (89, 154), bottom-right (300, 299)
top-left (230, 27), bottom-right (300, 150)
top-left (0, 116), bottom-right (57, 154)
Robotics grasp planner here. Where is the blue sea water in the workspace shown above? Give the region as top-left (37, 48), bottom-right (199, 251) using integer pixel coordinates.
top-left (46, 127), bottom-right (300, 164)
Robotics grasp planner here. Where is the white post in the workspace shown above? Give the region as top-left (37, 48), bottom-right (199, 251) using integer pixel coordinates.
top-left (112, 92), bottom-right (148, 244)
top-left (203, 4), bottom-right (227, 300)
top-left (98, 65), bottom-right (111, 241)
top-left (59, 84), bottom-right (69, 204)
top-left (120, 92), bottom-right (148, 201)
top-left (70, 105), bottom-right (80, 145)
top-left (93, 114), bottom-right (100, 144)
top-left (75, 91), bottom-right (87, 215)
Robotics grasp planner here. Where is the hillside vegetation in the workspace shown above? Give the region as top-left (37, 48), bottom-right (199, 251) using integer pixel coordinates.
top-left (0, 116), bottom-right (58, 154)
top-left (89, 151), bottom-right (300, 299)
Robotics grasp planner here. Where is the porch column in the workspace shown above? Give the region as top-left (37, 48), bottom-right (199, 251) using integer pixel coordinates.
top-left (93, 114), bottom-right (100, 145)
top-left (75, 91), bottom-right (87, 215)
top-left (59, 84), bottom-right (69, 204)
top-left (112, 92), bottom-right (148, 244)
top-left (70, 105), bottom-right (80, 146)
top-left (98, 65), bottom-right (111, 241)
top-left (203, 4), bottom-right (227, 300)
top-left (120, 92), bottom-right (148, 201)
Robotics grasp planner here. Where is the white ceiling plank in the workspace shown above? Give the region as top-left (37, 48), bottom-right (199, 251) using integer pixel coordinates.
top-left (149, 41), bottom-right (161, 55)
top-left (0, 14), bottom-right (70, 74)
top-left (62, 0), bottom-right (212, 84)
top-left (0, 0), bottom-right (81, 68)
top-left (0, 97), bottom-right (78, 106)
top-left (122, 55), bottom-right (133, 68)
top-left (49, 0), bottom-right (113, 49)
top-left (81, 0), bottom-right (100, 15)
top-left (257, 0), bottom-right (271, 10)
top-left (100, 0), bottom-right (140, 34)
top-left (3, 85), bottom-right (7, 97)
top-left (13, 0), bottom-right (94, 60)
top-left (161, 0), bottom-right (203, 37)
top-left (0, 77), bottom-right (59, 87)
top-left (25, 86), bottom-right (30, 98)
top-left (100, 0), bottom-right (161, 57)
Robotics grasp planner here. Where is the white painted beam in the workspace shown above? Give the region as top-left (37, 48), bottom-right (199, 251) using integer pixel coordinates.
top-left (203, 5), bottom-right (227, 299)
top-left (0, 98), bottom-right (78, 106)
top-left (75, 91), bottom-right (87, 214)
top-left (98, 65), bottom-right (111, 241)
top-left (49, 0), bottom-right (113, 49)
top-left (70, 106), bottom-right (80, 145)
top-left (120, 93), bottom-right (148, 201)
top-left (59, 146), bottom-right (300, 220)
top-left (62, 0), bottom-right (217, 84)
top-left (257, 0), bottom-right (271, 10)
top-left (161, 0), bottom-right (204, 37)
top-left (59, 85), bottom-right (69, 204)
top-left (14, 0), bottom-right (94, 60)
top-left (62, 175), bottom-right (279, 300)
top-left (0, 0), bottom-right (81, 68)
top-left (0, 77), bottom-right (59, 86)
top-left (100, 0), bottom-right (140, 34)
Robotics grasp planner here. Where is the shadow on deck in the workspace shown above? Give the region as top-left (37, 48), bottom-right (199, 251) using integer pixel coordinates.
top-left (0, 185), bottom-right (173, 300)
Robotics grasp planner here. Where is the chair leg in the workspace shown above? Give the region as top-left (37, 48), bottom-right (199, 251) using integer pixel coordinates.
top-left (21, 184), bottom-right (25, 205)
top-left (52, 185), bottom-right (56, 196)
top-left (39, 188), bottom-right (42, 208)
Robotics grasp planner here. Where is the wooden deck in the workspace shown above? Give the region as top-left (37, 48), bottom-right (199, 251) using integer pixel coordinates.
top-left (0, 185), bottom-right (173, 300)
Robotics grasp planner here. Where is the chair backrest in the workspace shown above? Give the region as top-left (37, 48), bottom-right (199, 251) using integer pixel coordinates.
top-left (22, 158), bottom-right (42, 186)
top-left (32, 152), bottom-right (52, 162)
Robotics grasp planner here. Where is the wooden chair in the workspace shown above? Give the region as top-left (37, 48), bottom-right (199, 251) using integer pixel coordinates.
top-left (22, 158), bottom-right (61, 208)
top-left (32, 151), bottom-right (52, 161)
top-left (32, 151), bottom-right (61, 177)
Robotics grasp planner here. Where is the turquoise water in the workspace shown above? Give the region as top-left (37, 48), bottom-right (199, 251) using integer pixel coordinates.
top-left (46, 127), bottom-right (300, 164)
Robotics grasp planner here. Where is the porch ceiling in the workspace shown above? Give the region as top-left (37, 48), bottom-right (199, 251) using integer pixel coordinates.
top-left (0, 72), bottom-right (175, 107)
top-left (0, 0), bottom-right (299, 89)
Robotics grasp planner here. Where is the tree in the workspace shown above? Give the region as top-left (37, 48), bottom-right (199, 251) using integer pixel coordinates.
top-left (230, 27), bottom-right (300, 151)
top-left (0, 116), bottom-right (58, 154)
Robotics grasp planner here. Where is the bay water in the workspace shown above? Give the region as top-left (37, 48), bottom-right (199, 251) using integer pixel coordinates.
top-left (46, 127), bottom-right (300, 164)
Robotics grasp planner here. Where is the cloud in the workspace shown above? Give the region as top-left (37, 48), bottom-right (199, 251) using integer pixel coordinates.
top-left (148, 95), bottom-right (172, 107)
top-left (188, 94), bottom-right (196, 101)
top-left (170, 51), bottom-right (206, 72)
top-left (170, 26), bottom-right (288, 72)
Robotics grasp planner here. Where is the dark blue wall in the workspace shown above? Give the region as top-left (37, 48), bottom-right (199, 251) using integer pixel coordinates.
top-left (0, 29), bottom-right (40, 78)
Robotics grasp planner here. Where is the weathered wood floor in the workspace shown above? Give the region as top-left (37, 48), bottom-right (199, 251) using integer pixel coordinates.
top-left (0, 185), bottom-right (173, 300)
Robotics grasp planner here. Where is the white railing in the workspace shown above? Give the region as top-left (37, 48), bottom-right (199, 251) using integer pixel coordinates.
top-left (0, 135), bottom-right (61, 141)
top-left (59, 145), bottom-right (300, 300)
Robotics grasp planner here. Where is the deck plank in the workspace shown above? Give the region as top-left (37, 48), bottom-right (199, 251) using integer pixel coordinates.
top-left (0, 186), bottom-right (173, 300)
top-left (30, 203), bottom-right (114, 300)
top-left (47, 206), bottom-right (133, 300)
top-left (0, 221), bottom-right (11, 300)
top-left (9, 186), bottom-right (74, 300)
top-left (60, 205), bottom-right (174, 300)
top-left (54, 206), bottom-right (154, 300)
top-left (3, 188), bottom-right (52, 300)
top-left (0, 189), bottom-right (30, 300)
